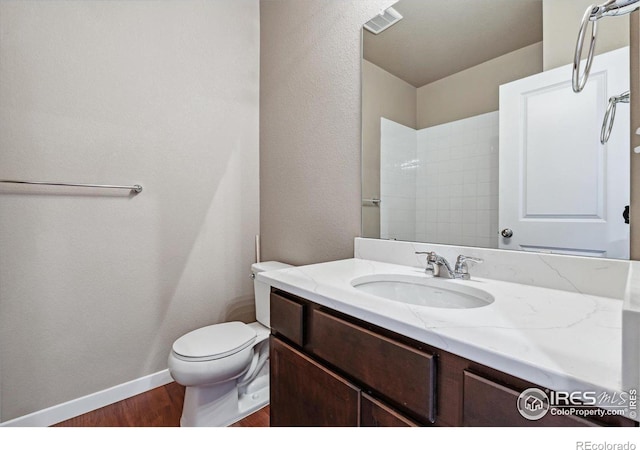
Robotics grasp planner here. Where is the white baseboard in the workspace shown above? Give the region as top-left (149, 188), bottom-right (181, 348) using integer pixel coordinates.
top-left (0, 369), bottom-right (174, 427)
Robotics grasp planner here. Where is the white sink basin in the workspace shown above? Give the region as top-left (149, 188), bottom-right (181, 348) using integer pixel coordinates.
top-left (351, 274), bottom-right (494, 309)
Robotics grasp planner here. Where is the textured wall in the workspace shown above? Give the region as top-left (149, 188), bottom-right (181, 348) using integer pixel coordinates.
top-left (0, 0), bottom-right (259, 421)
top-left (260, 0), bottom-right (395, 266)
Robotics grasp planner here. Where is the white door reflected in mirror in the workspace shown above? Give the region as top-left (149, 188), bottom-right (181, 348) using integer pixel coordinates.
top-left (499, 47), bottom-right (629, 259)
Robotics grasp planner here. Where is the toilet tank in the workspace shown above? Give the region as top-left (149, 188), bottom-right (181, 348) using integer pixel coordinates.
top-left (251, 261), bottom-right (292, 327)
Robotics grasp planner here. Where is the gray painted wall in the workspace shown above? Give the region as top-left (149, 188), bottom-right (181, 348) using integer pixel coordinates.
top-left (260, 0), bottom-right (395, 266)
top-left (416, 43), bottom-right (543, 129)
top-left (0, 0), bottom-right (260, 421)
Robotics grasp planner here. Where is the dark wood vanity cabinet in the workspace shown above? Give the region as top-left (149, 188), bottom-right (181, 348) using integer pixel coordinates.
top-left (360, 393), bottom-right (421, 426)
top-left (306, 308), bottom-right (435, 422)
top-left (462, 371), bottom-right (598, 427)
top-left (269, 289), bottom-right (638, 428)
top-left (270, 290), bottom-right (427, 426)
top-left (270, 337), bottom-right (360, 426)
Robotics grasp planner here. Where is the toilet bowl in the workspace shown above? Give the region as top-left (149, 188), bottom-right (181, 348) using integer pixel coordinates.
top-left (168, 261), bottom-right (292, 427)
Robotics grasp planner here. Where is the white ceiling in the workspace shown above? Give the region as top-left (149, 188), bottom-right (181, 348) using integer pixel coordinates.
top-left (363, 0), bottom-right (543, 88)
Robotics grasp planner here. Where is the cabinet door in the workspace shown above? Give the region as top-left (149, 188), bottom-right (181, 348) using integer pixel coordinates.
top-left (270, 337), bottom-right (360, 426)
top-left (462, 371), bottom-right (599, 427)
top-left (361, 393), bottom-right (420, 427)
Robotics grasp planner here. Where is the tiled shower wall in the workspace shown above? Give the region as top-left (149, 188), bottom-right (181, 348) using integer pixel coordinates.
top-left (380, 112), bottom-right (499, 248)
top-left (380, 118), bottom-right (416, 241)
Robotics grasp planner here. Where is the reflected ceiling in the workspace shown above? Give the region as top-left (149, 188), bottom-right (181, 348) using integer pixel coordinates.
top-left (363, 0), bottom-right (543, 87)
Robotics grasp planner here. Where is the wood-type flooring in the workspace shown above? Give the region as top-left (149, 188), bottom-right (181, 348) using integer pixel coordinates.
top-left (53, 382), bottom-right (269, 427)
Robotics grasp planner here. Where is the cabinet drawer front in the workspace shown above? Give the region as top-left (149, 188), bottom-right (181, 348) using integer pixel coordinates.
top-left (308, 309), bottom-right (435, 423)
top-left (361, 393), bottom-right (420, 427)
top-left (270, 292), bottom-right (304, 346)
top-left (462, 371), bottom-right (599, 427)
top-left (270, 337), bottom-right (360, 427)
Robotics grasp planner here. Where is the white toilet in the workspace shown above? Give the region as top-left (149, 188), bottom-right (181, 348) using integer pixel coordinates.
top-left (168, 261), bottom-right (292, 427)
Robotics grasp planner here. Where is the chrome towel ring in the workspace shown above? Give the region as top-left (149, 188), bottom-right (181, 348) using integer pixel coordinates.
top-left (601, 90), bottom-right (630, 144)
top-left (573, 5), bottom-right (598, 93)
top-left (573, 0), bottom-right (640, 93)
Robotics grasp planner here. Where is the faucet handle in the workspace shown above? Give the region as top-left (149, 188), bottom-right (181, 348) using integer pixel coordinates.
top-left (456, 255), bottom-right (483, 265)
top-left (415, 251), bottom-right (437, 276)
top-left (454, 255), bottom-right (483, 280)
top-left (415, 251), bottom-right (437, 262)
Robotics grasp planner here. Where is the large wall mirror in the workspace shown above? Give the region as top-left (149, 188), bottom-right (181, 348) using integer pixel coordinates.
top-left (361, 0), bottom-right (632, 259)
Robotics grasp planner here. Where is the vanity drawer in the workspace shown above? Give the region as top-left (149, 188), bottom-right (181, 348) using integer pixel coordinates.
top-left (270, 292), bottom-right (304, 347)
top-left (307, 308), bottom-right (435, 423)
top-left (462, 371), bottom-right (599, 427)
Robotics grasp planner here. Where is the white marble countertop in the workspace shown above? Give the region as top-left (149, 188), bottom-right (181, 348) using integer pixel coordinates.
top-left (258, 257), bottom-right (637, 421)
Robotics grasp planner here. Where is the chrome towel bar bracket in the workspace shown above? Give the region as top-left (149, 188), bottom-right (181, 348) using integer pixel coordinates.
top-left (0, 179), bottom-right (143, 193)
top-left (362, 198), bottom-right (381, 207)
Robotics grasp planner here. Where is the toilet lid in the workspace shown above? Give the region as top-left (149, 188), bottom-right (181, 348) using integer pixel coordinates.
top-left (172, 322), bottom-right (257, 361)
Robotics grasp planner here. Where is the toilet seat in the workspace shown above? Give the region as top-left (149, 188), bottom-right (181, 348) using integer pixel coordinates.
top-left (172, 321), bottom-right (257, 362)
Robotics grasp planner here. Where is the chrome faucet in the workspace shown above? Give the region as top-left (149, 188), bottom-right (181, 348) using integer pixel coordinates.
top-left (415, 252), bottom-right (483, 280)
top-left (415, 251), bottom-right (454, 278)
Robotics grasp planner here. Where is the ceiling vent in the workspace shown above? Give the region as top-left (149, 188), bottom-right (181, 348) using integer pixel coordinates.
top-left (363, 7), bottom-right (403, 35)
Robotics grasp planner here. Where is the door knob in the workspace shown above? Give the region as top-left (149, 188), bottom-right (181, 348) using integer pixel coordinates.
top-left (623, 205), bottom-right (630, 224)
top-left (501, 228), bottom-right (513, 238)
